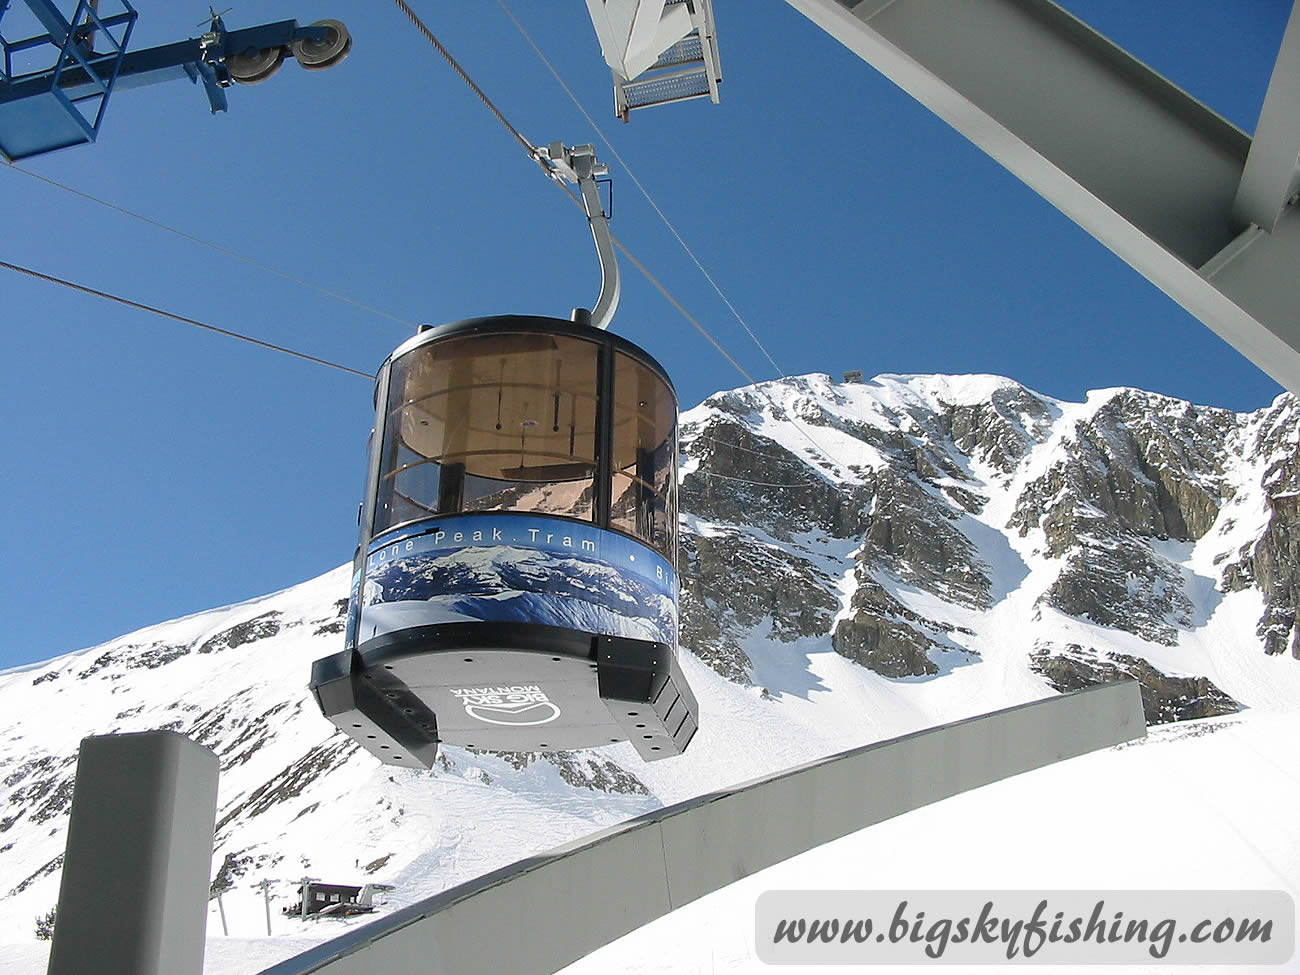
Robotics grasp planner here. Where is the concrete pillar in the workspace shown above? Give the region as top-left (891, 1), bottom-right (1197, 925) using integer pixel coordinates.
top-left (47, 731), bottom-right (219, 975)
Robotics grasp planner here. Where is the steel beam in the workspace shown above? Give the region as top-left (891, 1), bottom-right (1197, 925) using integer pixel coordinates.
top-left (258, 682), bottom-right (1144, 975)
top-left (782, 0), bottom-right (1300, 394)
top-left (46, 20), bottom-right (307, 100)
top-left (1233, 3), bottom-right (1300, 232)
top-left (585, 0), bottom-right (694, 79)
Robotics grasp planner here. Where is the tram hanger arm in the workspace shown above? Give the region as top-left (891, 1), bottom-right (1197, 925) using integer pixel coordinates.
top-left (538, 142), bottom-right (622, 331)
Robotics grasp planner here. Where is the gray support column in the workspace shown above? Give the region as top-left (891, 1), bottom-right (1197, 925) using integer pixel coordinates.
top-left (260, 681), bottom-right (1144, 975)
top-left (47, 731), bottom-right (220, 975)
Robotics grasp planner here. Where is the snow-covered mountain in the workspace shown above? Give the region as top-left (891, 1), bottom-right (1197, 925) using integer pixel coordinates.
top-left (3, 372), bottom-right (1299, 963)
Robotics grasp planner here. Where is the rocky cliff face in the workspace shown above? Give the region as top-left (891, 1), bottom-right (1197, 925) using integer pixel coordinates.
top-left (3, 371), bottom-right (1299, 943)
top-left (1028, 642), bottom-right (1242, 724)
top-left (676, 373), bottom-right (1299, 714)
top-left (1220, 396), bottom-right (1300, 657)
top-left (1004, 392), bottom-right (1237, 646)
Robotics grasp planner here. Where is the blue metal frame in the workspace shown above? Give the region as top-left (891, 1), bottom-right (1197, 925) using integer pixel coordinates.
top-left (48, 1), bottom-right (135, 141)
top-left (0, 0), bottom-right (135, 159)
top-left (51, 18), bottom-right (331, 111)
top-left (0, 6), bottom-right (333, 161)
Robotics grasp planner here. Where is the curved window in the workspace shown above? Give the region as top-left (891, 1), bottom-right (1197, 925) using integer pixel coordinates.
top-left (371, 327), bottom-right (678, 560)
top-left (610, 351), bottom-right (677, 557)
top-left (374, 332), bottom-right (599, 533)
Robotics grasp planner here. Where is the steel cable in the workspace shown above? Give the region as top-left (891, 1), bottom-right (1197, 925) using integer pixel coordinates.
top-left (0, 258), bottom-right (374, 380)
top-left (391, 0), bottom-right (846, 472)
top-left (494, 0), bottom-right (789, 381)
top-left (2, 160), bottom-right (418, 330)
top-left (388, 0), bottom-right (552, 178)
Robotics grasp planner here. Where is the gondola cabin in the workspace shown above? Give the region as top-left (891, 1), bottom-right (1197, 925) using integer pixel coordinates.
top-left (311, 315), bottom-right (698, 767)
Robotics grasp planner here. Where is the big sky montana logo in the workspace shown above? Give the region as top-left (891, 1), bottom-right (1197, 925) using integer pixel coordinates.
top-left (450, 685), bottom-right (561, 726)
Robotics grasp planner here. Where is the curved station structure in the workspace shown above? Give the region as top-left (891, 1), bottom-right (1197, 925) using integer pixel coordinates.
top-left (311, 315), bottom-right (699, 767)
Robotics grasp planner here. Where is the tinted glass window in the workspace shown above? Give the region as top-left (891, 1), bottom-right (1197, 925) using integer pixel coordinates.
top-left (609, 351), bottom-right (677, 558)
top-left (374, 332), bottom-right (599, 533)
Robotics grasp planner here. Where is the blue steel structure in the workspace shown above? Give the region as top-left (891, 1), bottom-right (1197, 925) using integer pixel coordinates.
top-left (0, 2), bottom-right (347, 161)
top-left (0, 0), bottom-right (135, 159)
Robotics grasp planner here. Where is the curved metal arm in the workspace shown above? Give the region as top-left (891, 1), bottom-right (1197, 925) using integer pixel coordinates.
top-left (574, 152), bottom-right (620, 330)
top-left (540, 143), bottom-right (620, 330)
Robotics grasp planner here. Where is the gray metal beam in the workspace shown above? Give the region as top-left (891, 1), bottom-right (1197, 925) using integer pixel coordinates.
top-left (782, 0), bottom-right (1300, 394)
top-left (259, 681), bottom-right (1144, 975)
top-left (47, 731), bottom-right (220, 975)
top-left (1233, 2), bottom-right (1300, 232)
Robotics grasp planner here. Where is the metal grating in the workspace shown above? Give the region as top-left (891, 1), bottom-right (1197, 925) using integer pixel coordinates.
top-left (623, 67), bottom-right (710, 109)
top-left (652, 34), bottom-right (703, 69)
top-left (608, 0), bottom-right (720, 120)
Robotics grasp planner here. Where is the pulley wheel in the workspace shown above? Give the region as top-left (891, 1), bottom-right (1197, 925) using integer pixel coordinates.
top-left (291, 20), bottom-right (352, 71)
top-left (228, 46), bottom-right (286, 85)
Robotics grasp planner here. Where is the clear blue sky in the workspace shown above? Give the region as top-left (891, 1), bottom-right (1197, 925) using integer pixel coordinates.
top-left (0, 0), bottom-right (1291, 670)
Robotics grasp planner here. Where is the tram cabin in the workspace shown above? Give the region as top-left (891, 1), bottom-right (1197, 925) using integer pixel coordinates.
top-left (311, 315), bottom-right (699, 767)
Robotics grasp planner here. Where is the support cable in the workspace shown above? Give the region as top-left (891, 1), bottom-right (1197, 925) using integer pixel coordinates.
top-left (494, 0), bottom-right (788, 380)
top-left (688, 470), bottom-right (812, 489)
top-left (2, 161), bottom-right (418, 331)
top-left (389, 0), bottom-right (846, 472)
top-left (609, 211), bottom-right (760, 386)
top-left (387, 1), bottom-right (762, 389)
top-left (388, 0), bottom-right (552, 178)
top-left (0, 258), bottom-right (374, 380)
top-left (691, 434), bottom-right (814, 462)
top-left (610, 229), bottom-right (846, 476)
top-left (561, 183), bottom-right (845, 472)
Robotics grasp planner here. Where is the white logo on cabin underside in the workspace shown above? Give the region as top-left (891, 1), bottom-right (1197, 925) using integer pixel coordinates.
top-left (450, 685), bottom-right (561, 726)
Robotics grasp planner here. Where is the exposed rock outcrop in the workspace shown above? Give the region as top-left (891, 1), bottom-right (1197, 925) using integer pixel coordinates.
top-left (832, 569), bottom-right (977, 679)
top-left (1220, 396), bottom-right (1300, 656)
top-left (1030, 643), bottom-right (1242, 724)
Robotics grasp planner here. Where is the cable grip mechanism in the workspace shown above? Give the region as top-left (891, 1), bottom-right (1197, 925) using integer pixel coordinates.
top-left (538, 143), bottom-right (620, 331)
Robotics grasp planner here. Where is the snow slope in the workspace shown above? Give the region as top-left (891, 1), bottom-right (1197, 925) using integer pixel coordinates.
top-left (2, 712), bottom-right (1294, 974)
top-left (2, 372), bottom-right (1299, 973)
